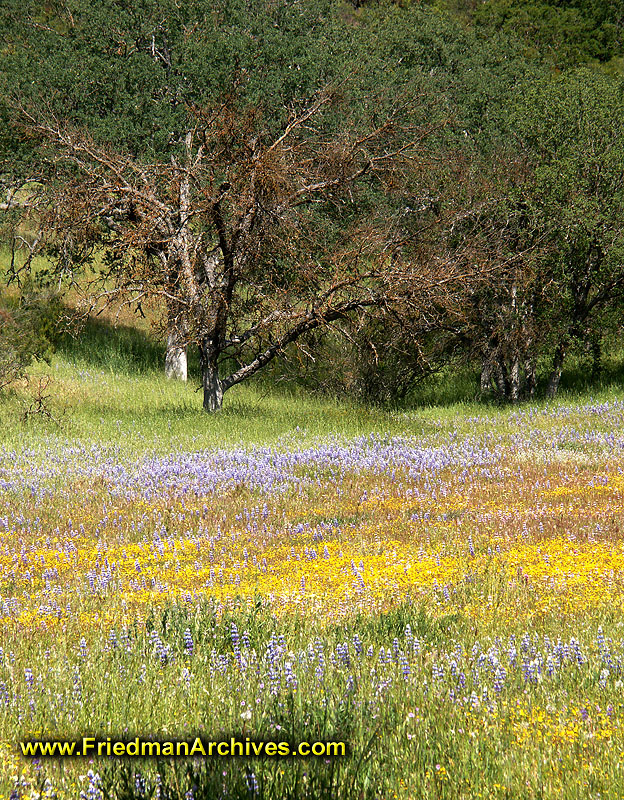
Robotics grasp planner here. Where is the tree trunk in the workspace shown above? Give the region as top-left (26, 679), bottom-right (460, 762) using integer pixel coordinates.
top-left (509, 354), bottom-right (520, 403)
top-left (496, 355), bottom-right (508, 400)
top-left (203, 365), bottom-right (223, 411)
top-left (524, 357), bottom-right (537, 399)
top-left (547, 342), bottom-right (566, 398)
top-left (591, 336), bottom-right (601, 381)
top-left (165, 330), bottom-right (188, 381)
top-left (480, 357), bottom-right (492, 395)
top-left (200, 343), bottom-right (223, 412)
top-left (164, 285), bottom-right (188, 382)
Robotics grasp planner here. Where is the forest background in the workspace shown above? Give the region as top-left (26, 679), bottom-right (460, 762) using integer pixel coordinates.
top-left (2, 0), bottom-right (624, 413)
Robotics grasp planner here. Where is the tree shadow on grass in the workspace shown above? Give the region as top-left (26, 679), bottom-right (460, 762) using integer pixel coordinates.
top-left (57, 315), bottom-right (197, 377)
top-left (558, 355), bottom-right (624, 396)
top-left (57, 316), bottom-right (164, 373)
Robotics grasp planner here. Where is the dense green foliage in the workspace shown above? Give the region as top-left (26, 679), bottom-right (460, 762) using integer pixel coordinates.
top-left (1, 0), bottom-right (349, 155)
top-left (472, 0), bottom-right (624, 67)
top-left (0, 283), bottom-right (62, 392)
top-left (431, 0), bottom-right (624, 68)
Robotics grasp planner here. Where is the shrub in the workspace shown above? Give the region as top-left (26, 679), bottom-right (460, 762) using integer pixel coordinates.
top-left (0, 284), bottom-right (62, 391)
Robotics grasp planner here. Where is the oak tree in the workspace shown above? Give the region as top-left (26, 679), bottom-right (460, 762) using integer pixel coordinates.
top-left (19, 82), bottom-right (460, 411)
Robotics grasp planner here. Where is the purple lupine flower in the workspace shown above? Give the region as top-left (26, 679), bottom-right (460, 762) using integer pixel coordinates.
top-left (267, 637), bottom-right (280, 694)
top-left (150, 631), bottom-right (170, 665)
top-left (337, 643), bottom-right (350, 668)
top-left (284, 661), bottom-right (297, 690)
top-left (134, 774), bottom-right (147, 799)
top-left (24, 668), bottom-right (34, 689)
top-left (315, 640), bottom-right (325, 682)
top-left (246, 772), bottom-right (259, 795)
top-left (570, 638), bottom-right (585, 665)
top-left (399, 654), bottom-right (410, 680)
top-left (546, 655), bottom-right (555, 678)
top-left (73, 669), bottom-right (82, 702)
top-left (597, 627), bottom-right (606, 653)
top-left (183, 629), bottom-right (194, 657)
top-left (493, 666), bottom-right (506, 694)
top-left (80, 770), bottom-right (103, 800)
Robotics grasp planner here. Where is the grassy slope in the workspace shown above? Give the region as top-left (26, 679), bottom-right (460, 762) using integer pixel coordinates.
top-left (2, 306), bottom-right (624, 454)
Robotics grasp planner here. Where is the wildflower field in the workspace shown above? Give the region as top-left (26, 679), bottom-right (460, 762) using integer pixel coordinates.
top-left (3, 387), bottom-right (624, 799)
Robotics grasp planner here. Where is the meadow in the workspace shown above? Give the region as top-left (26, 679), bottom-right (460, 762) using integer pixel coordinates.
top-left (2, 326), bottom-right (624, 799)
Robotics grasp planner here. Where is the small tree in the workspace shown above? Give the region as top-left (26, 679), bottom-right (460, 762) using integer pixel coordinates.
top-left (441, 68), bottom-right (624, 403)
top-left (517, 68), bottom-right (624, 397)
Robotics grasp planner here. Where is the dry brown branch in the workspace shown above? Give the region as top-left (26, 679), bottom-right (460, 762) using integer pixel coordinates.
top-left (14, 84), bottom-right (492, 410)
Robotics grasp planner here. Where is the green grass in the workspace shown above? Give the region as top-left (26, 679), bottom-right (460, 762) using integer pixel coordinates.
top-left (2, 306), bottom-right (624, 458)
top-left (4, 315), bottom-right (624, 799)
top-left (0, 309), bottom-right (481, 452)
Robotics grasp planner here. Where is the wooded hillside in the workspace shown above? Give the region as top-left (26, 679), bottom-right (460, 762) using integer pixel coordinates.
top-left (2, 0), bottom-right (624, 408)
